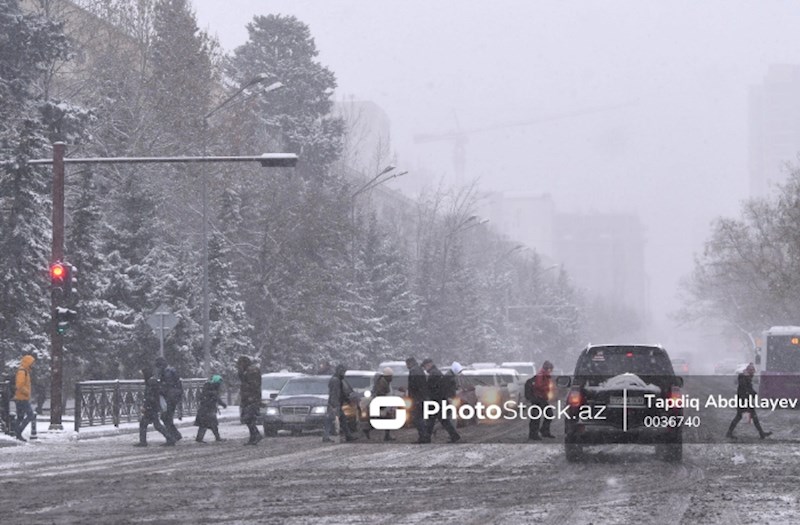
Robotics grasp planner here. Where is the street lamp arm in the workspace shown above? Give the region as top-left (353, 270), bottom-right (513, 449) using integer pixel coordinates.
top-left (352, 170), bottom-right (408, 198)
top-left (351, 165), bottom-right (398, 198)
top-left (204, 75), bottom-right (281, 121)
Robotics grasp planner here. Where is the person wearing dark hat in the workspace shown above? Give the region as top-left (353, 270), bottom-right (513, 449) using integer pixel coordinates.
top-left (406, 357), bottom-right (430, 443)
top-left (525, 360), bottom-right (555, 440)
top-left (423, 358), bottom-right (461, 443)
top-left (154, 356), bottom-right (183, 444)
top-left (323, 364), bottom-right (357, 442)
top-left (236, 356), bottom-right (263, 445)
top-left (195, 375), bottom-right (227, 443)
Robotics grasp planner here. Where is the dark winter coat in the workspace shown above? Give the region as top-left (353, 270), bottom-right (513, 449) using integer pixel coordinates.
top-left (426, 366), bottom-right (455, 402)
top-left (737, 373), bottom-right (757, 401)
top-left (328, 374), bottom-right (353, 410)
top-left (195, 382), bottom-right (227, 428)
top-left (143, 376), bottom-right (162, 417)
top-left (407, 364), bottom-right (429, 402)
top-left (159, 365), bottom-right (183, 404)
top-left (237, 360), bottom-right (262, 409)
top-left (373, 375), bottom-right (391, 397)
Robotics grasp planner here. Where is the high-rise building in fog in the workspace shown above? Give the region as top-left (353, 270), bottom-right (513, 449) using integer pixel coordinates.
top-left (749, 64), bottom-right (800, 197)
top-left (555, 212), bottom-right (647, 316)
top-left (477, 192), bottom-right (556, 259)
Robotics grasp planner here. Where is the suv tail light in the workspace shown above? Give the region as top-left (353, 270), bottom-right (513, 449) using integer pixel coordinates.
top-left (668, 386), bottom-right (682, 407)
top-left (567, 388), bottom-right (583, 408)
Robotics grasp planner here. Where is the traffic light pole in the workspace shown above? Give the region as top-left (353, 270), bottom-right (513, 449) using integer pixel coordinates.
top-left (50, 142), bottom-right (66, 430)
top-left (30, 144), bottom-right (298, 432)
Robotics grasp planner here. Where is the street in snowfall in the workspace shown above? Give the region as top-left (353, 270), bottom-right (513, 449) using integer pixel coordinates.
top-left (7, 0), bottom-right (800, 524)
top-left (3, 392), bottom-right (800, 525)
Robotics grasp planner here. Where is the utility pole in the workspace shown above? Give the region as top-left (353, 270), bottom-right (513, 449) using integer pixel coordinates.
top-left (49, 142), bottom-right (66, 430)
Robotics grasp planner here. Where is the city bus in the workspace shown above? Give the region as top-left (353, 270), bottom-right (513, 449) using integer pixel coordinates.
top-left (757, 326), bottom-right (800, 400)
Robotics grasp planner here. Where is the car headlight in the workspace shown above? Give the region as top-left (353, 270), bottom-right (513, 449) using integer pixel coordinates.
top-left (265, 407), bottom-right (279, 416)
top-left (363, 389), bottom-right (372, 399)
top-left (311, 406), bottom-right (327, 415)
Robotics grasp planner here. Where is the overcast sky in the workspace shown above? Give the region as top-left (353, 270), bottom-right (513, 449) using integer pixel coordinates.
top-left (193, 1), bottom-right (800, 338)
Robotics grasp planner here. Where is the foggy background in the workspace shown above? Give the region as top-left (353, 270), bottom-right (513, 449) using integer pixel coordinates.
top-left (193, 0), bottom-right (800, 349)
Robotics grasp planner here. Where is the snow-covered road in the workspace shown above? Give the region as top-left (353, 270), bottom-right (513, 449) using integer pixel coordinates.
top-left (2, 414), bottom-right (800, 524)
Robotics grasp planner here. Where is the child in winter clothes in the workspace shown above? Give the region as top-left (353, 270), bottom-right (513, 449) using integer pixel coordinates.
top-left (195, 375), bottom-right (227, 442)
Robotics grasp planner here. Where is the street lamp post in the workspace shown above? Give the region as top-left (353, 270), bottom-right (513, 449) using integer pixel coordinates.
top-left (350, 165), bottom-right (407, 279)
top-left (440, 215), bottom-right (488, 294)
top-left (200, 75), bottom-right (284, 377)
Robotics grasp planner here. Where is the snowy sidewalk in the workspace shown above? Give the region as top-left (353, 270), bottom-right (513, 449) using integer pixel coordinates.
top-left (0, 406), bottom-right (242, 446)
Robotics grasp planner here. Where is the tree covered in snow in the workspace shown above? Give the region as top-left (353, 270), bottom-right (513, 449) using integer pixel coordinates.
top-left (0, 0), bottom-right (88, 370)
top-left (680, 165), bottom-right (800, 344)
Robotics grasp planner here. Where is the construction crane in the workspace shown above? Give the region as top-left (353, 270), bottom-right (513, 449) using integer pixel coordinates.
top-left (413, 103), bottom-right (631, 183)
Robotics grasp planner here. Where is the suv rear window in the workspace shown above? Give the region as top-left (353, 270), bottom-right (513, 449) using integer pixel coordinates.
top-left (575, 346), bottom-right (674, 377)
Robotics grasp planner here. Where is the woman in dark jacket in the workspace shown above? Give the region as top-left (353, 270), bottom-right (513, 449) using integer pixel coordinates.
top-left (195, 375), bottom-right (227, 443)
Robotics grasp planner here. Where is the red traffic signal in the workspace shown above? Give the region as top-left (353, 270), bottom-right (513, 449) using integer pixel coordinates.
top-left (50, 262), bottom-right (67, 284)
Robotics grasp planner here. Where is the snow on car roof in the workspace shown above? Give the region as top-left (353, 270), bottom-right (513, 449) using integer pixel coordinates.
top-left (500, 362), bottom-right (535, 366)
top-left (345, 370), bottom-right (379, 376)
top-left (765, 326), bottom-right (800, 335)
top-left (584, 373), bottom-right (662, 394)
top-left (462, 368), bottom-right (519, 375)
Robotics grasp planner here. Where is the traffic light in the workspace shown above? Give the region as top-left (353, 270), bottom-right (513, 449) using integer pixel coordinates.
top-left (49, 261), bottom-right (76, 300)
top-left (55, 307), bottom-right (77, 334)
top-left (50, 262), bottom-right (67, 286)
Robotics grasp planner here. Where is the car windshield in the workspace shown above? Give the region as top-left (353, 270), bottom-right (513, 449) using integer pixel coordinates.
top-left (466, 375), bottom-right (495, 387)
top-left (262, 376), bottom-right (292, 391)
top-left (499, 374), bottom-right (515, 385)
top-left (575, 347), bottom-right (674, 378)
top-left (344, 376), bottom-right (373, 390)
top-left (280, 378), bottom-right (328, 396)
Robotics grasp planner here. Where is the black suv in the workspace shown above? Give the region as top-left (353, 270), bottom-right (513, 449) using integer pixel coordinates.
top-left (558, 344), bottom-right (684, 462)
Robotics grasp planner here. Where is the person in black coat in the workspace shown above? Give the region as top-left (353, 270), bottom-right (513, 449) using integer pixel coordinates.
top-left (237, 355), bottom-right (263, 445)
top-left (406, 357), bottom-right (430, 443)
top-left (323, 364), bottom-right (357, 442)
top-left (195, 375), bottom-right (227, 443)
top-left (423, 359), bottom-right (461, 443)
top-left (134, 366), bottom-right (172, 447)
top-left (155, 357), bottom-right (183, 443)
top-left (726, 363), bottom-right (772, 440)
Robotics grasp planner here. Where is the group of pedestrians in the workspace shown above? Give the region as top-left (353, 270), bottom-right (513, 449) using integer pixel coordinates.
top-left (405, 357), bottom-right (462, 444)
top-left (135, 357), bottom-right (186, 446)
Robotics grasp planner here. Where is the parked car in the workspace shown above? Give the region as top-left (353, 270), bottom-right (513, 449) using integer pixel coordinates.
top-left (377, 361), bottom-right (408, 375)
top-left (469, 362), bottom-right (498, 370)
top-left (500, 361), bottom-right (536, 381)
top-left (261, 371), bottom-right (305, 403)
top-left (558, 344), bottom-right (683, 463)
top-left (451, 373), bottom-right (479, 427)
top-left (461, 368), bottom-right (522, 408)
top-left (262, 376), bottom-right (357, 436)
